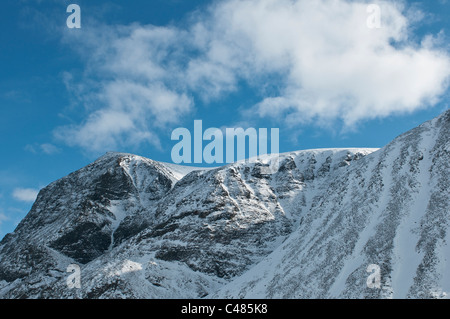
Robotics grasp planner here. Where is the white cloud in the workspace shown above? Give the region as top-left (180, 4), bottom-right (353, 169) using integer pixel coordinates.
top-left (12, 188), bottom-right (39, 203)
top-left (55, 81), bottom-right (192, 152)
top-left (57, 25), bottom-right (193, 153)
top-left (192, 0), bottom-right (450, 126)
top-left (57, 0), bottom-right (450, 151)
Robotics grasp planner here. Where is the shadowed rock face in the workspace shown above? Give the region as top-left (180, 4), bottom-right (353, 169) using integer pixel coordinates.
top-left (0, 153), bottom-right (176, 283)
top-left (0, 110), bottom-right (448, 299)
top-left (50, 221), bottom-right (112, 264)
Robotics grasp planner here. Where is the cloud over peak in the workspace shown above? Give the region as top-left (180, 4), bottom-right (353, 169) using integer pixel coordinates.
top-left (198, 0), bottom-right (450, 125)
top-left (57, 0), bottom-right (450, 152)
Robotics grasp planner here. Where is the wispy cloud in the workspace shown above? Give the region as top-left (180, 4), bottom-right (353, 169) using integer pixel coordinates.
top-left (40, 143), bottom-right (61, 154)
top-left (0, 212), bottom-right (10, 236)
top-left (56, 24), bottom-right (194, 153)
top-left (12, 188), bottom-right (39, 203)
top-left (0, 213), bottom-right (9, 223)
top-left (56, 0), bottom-right (450, 152)
top-left (1, 90), bottom-right (31, 104)
top-left (25, 143), bottom-right (61, 155)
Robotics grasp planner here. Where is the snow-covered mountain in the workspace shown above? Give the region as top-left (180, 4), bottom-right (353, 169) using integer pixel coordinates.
top-left (0, 110), bottom-right (448, 299)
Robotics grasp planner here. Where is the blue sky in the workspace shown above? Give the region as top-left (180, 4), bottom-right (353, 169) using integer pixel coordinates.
top-left (0, 0), bottom-right (449, 239)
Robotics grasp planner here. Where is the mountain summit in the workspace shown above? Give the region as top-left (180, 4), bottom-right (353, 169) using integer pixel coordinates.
top-left (0, 110), bottom-right (449, 299)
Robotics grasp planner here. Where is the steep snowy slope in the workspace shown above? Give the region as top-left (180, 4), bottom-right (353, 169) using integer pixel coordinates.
top-left (214, 109), bottom-right (450, 299)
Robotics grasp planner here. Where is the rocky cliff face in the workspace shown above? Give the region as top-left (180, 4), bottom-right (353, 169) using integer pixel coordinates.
top-left (215, 109), bottom-right (450, 299)
top-left (0, 110), bottom-right (448, 299)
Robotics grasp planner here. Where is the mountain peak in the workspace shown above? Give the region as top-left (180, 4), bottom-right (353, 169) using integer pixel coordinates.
top-left (0, 111), bottom-right (448, 299)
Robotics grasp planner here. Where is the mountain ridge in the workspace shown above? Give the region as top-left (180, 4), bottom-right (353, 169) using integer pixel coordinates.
top-left (0, 109), bottom-right (448, 299)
